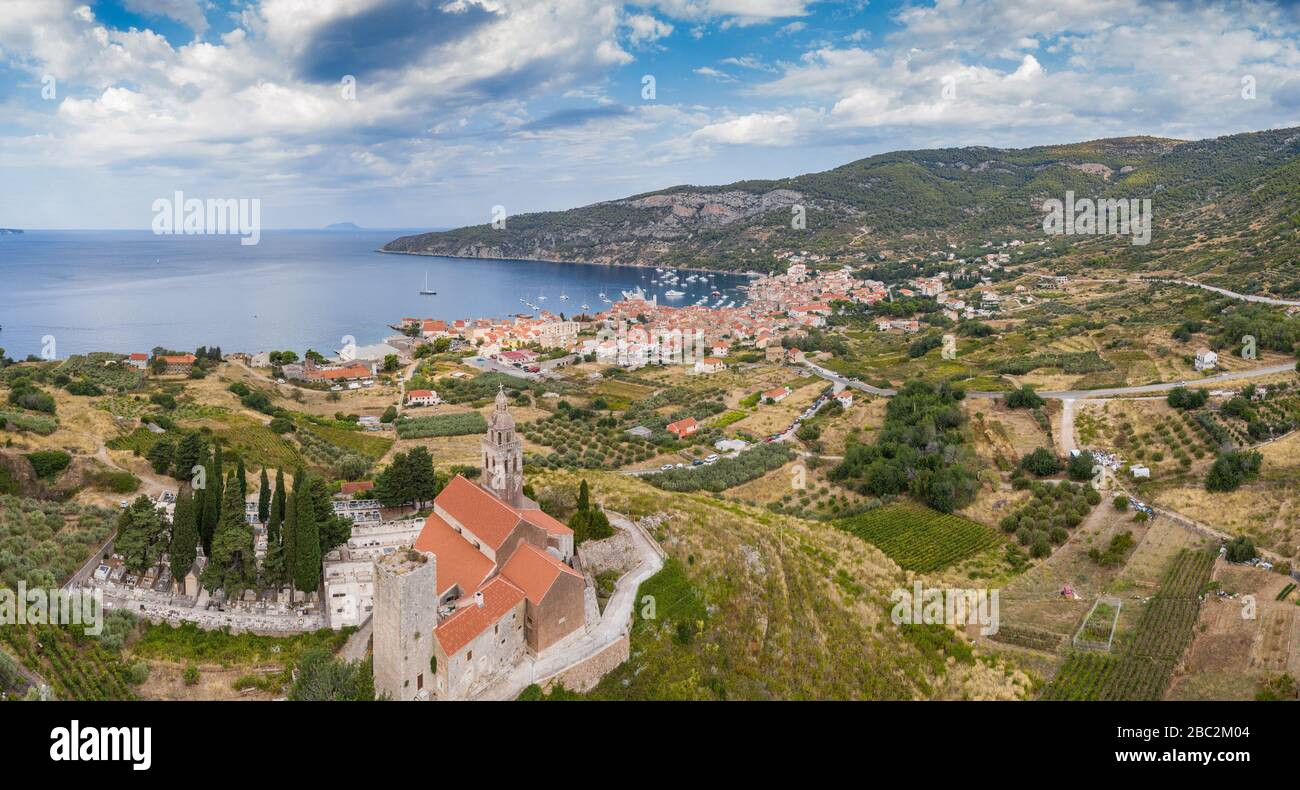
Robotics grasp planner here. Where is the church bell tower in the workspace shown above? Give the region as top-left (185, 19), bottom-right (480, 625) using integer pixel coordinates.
top-left (482, 385), bottom-right (524, 506)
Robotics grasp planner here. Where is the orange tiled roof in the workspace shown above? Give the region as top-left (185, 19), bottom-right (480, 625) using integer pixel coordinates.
top-left (414, 511), bottom-right (496, 597)
top-left (159, 354), bottom-right (196, 365)
top-left (499, 543), bottom-right (582, 605)
top-left (515, 508), bottom-right (572, 538)
top-left (434, 576), bottom-right (524, 656)
top-left (340, 481), bottom-right (374, 495)
top-left (435, 476), bottom-right (522, 551)
top-left (309, 365), bottom-right (371, 380)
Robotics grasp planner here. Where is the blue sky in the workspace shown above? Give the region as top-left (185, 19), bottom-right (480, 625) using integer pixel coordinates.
top-left (1, 0), bottom-right (1299, 230)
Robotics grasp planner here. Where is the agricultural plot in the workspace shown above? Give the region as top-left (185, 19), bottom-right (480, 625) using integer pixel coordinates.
top-left (837, 502), bottom-right (1003, 573)
top-left (0, 496), bottom-right (117, 589)
top-left (393, 411), bottom-right (487, 439)
top-left (523, 412), bottom-right (657, 470)
top-left (1042, 549), bottom-right (1214, 700)
top-left (0, 623), bottom-right (135, 701)
top-left (997, 481), bottom-right (1100, 560)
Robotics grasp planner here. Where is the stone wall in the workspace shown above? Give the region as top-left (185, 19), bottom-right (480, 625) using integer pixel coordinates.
top-left (538, 634), bottom-right (630, 694)
top-left (577, 529), bottom-right (639, 578)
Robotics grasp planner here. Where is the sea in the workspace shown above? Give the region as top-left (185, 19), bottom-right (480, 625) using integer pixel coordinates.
top-left (0, 230), bottom-right (751, 359)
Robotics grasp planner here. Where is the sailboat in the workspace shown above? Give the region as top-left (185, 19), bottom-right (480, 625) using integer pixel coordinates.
top-left (559, 291), bottom-right (569, 301)
top-left (580, 302), bottom-right (590, 311)
top-left (537, 291), bottom-right (547, 301)
top-left (419, 271), bottom-right (437, 295)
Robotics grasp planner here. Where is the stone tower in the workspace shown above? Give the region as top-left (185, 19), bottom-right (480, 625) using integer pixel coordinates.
top-left (482, 385), bottom-right (524, 507)
top-left (372, 549), bottom-right (437, 701)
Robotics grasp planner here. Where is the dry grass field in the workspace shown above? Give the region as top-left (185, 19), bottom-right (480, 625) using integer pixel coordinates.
top-left (1167, 562), bottom-right (1300, 700)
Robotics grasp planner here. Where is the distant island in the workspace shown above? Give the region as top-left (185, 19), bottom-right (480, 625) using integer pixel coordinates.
top-left (324, 222), bottom-right (364, 231)
top-left (0, 228), bottom-right (23, 235)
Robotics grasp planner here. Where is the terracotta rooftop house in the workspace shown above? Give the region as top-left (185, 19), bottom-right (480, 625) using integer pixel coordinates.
top-left (499, 543), bottom-right (586, 653)
top-left (305, 364), bottom-right (372, 381)
top-left (763, 386), bottom-right (791, 403)
top-left (156, 354), bottom-right (197, 374)
top-left (667, 417), bottom-right (699, 438)
top-left (125, 353), bottom-right (149, 370)
top-left (340, 481), bottom-right (375, 496)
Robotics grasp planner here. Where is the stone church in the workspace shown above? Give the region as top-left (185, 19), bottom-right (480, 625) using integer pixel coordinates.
top-left (373, 386), bottom-right (587, 701)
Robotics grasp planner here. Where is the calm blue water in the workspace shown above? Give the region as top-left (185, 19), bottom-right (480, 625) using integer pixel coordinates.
top-left (0, 230), bottom-right (749, 358)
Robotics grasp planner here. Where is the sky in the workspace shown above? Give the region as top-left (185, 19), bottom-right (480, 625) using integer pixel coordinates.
top-left (1, 0), bottom-right (1298, 230)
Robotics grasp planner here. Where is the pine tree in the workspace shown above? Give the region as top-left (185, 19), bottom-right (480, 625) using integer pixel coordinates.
top-left (257, 467), bottom-right (270, 524)
top-left (293, 470), bottom-right (321, 595)
top-left (169, 487), bottom-right (199, 585)
top-left (116, 495), bottom-right (169, 573)
top-left (200, 469), bottom-right (256, 597)
top-left (407, 446), bottom-right (438, 506)
top-left (174, 431), bottom-right (207, 481)
top-left (308, 474), bottom-right (352, 554)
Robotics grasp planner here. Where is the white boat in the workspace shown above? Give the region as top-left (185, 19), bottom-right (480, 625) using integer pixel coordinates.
top-left (580, 303), bottom-right (590, 311)
top-left (560, 292), bottom-right (569, 300)
top-left (537, 291), bottom-right (546, 300)
top-left (419, 271), bottom-right (437, 295)
top-left (665, 289), bottom-right (686, 298)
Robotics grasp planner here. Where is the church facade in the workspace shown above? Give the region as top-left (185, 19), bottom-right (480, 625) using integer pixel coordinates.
top-left (373, 387), bottom-right (587, 701)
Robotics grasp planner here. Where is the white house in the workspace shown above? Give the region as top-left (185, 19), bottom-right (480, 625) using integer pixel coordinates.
top-left (1194, 348), bottom-right (1218, 371)
top-left (406, 389), bottom-right (440, 407)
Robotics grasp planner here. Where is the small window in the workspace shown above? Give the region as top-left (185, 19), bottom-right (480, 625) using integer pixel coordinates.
top-left (417, 673), bottom-right (423, 690)
top-left (467, 650), bottom-right (473, 660)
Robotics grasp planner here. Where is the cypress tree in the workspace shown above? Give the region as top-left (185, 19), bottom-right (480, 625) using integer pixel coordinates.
top-left (200, 451), bottom-right (219, 555)
top-left (257, 467), bottom-right (270, 523)
top-left (577, 479), bottom-right (590, 512)
top-left (213, 444), bottom-right (225, 514)
top-left (266, 474), bottom-right (282, 544)
top-left (283, 475), bottom-right (298, 599)
top-left (293, 470), bottom-right (320, 595)
top-left (201, 469), bottom-right (256, 598)
top-left (169, 487), bottom-right (198, 585)
top-left (275, 468), bottom-right (286, 522)
top-left (236, 455), bottom-right (248, 501)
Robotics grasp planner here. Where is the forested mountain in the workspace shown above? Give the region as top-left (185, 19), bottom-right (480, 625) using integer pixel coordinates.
top-left (384, 127), bottom-right (1300, 288)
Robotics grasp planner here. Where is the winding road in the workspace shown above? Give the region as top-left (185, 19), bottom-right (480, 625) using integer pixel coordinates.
top-left (802, 359), bottom-right (1296, 402)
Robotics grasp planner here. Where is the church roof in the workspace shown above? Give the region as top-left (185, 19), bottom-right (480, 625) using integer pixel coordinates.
top-left (435, 475), bottom-right (523, 551)
top-left (434, 576), bottom-right (525, 656)
top-left (517, 508), bottom-right (572, 538)
top-left (500, 543), bottom-right (583, 605)
top-left (413, 511), bottom-right (496, 597)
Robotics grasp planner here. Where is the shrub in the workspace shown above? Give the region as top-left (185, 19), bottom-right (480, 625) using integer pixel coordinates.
top-left (24, 449), bottom-right (71, 479)
top-left (1020, 448), bottom-right (1061, 476)
top-left (1113, 495), bottom-right (1130, 511)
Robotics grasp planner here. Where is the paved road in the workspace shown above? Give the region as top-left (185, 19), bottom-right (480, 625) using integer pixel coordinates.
top-left (801, 359), bottom-right (1295, 402)
top-left (470, 511), bottom-right (664, 700)
top-left (1146, 278), bottom-right (1300, 308)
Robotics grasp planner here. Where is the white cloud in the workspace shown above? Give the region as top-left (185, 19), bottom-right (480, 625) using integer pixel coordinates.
top-left (122, 0), bottom-right (209, 33)
top-left (694, 66), bottom-right (736, 81)
top-left (625, 13), bottom-right (674, 48)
